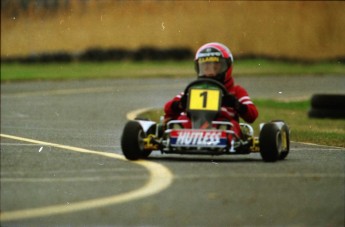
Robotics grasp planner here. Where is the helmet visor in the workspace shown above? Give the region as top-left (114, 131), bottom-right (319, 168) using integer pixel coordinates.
top-left (198, 57), bottom-right (228, 77)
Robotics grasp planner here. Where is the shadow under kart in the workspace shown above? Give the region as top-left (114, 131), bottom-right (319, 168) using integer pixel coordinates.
top-left (121, 78), bottom-right (290, 162)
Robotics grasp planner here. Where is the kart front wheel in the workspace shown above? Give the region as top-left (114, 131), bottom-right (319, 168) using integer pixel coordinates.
top-left (121, 121), bottom-right (152, 160)
top-left (259, 123), bottom-right (284, 162)
top-left (278, 124), bottom-right (290, 160)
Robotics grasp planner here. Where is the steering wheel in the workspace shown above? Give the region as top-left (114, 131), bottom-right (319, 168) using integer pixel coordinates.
top-left (183, 78), bottom-right (229, 96)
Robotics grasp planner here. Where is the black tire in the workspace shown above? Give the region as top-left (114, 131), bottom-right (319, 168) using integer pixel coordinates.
top-left (278, 124), bottom-right (290, 160)
top-left (311, 94), bottom-right (345, 110)
top-left (259, 123), bottom-right (281, 162)
top-left (121, 121), bottom-right (152, 160)
top-left (308, 108), bottom-right (345, 119)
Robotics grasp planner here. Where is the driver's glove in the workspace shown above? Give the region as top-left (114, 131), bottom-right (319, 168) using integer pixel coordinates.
top-left (171, 94), bottom-right (187, 112)
top-left (222, 94), bottom-right (248, 114)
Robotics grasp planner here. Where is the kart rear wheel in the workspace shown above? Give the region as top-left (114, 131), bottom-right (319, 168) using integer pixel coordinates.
top-left (259, 123), bottom-right (282, 162)
top-left (121, 121), bottom-right (152, 160)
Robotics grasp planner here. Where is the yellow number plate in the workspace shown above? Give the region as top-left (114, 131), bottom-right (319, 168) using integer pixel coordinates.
top-left (188, 89), bottom-right (221, 111)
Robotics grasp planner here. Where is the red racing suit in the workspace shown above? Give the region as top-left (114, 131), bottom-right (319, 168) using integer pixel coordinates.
top-left (164, 81), bottom-right (258, 137)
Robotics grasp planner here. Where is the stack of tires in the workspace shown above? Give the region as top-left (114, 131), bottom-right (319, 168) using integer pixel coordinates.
top-left (308, 94), bottom-right (345, 119)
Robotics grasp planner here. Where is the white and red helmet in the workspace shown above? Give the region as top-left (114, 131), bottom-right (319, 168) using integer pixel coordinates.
top-left (194, 42), bottom-right (234, 87)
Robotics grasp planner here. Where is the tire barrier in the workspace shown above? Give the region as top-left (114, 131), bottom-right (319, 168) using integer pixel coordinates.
top-left (2, 52), bottom-right (73, 64)
top-left (131, 47), bottom-right (193, 61)
top-left (78, 48), bottom-right (131, 62)
top-left (308, 94), bottom-right (345, 119)
top-left (3, 49), bottom-right (344, 65)
top-left (1, 47), bottom-right (194, 64)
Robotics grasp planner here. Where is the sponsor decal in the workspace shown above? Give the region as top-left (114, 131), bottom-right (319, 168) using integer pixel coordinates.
top-left (197, 52), bottom-right (222, 58)
top-left (170, 130), bottom-right (227, 147)
top-left (199, 56), bottom-right (220, 63)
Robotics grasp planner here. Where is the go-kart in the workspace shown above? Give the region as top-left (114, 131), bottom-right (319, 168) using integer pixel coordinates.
top-left (121, 78), bottom-right (290, 162)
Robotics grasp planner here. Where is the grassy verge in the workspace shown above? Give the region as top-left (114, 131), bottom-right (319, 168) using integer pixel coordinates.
top-left (139, 100), bottom-right (345, 148)
top-left (1, 59), bottom-right (345, 81)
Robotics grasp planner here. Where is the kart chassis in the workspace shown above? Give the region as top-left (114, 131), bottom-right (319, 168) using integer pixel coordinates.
top-left (121, 79), bottom-right (290, 162)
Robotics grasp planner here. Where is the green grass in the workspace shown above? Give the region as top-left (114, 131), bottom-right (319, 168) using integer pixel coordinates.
top-left (139, 100), bottom-right (345, 148)
top-left (235, 59), bottom-right (345, 75)
top-left (1, 59), bottom-right (345, 81)
top-left (253, 100), bottom-right (345, 147)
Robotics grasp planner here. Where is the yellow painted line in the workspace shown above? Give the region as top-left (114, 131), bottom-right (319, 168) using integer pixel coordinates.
top-left (295, 141), bottom-right (345, 150)
top-left (0, 134), bottom-right (173, 222)
top-left (126, 108), bottom-right (154, 120)
top-left (1, 175), bottom-right (145, 183)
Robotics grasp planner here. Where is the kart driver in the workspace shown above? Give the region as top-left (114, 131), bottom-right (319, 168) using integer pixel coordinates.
top-left (164, 42), bottom-right (258, 137)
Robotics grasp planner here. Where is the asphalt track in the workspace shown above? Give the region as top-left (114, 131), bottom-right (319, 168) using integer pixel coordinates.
top-left (1, 76), bottom-right (344, 226)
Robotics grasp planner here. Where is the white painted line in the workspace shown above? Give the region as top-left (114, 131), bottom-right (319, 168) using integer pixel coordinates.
top-left (2, 83), bottom-right (182, 99)
top-left (0, 134), bottom-right (173, 222)
top-left (173, 172), bottom-right (345, 180)
top-left (1, 87), bottom-right (116, 98)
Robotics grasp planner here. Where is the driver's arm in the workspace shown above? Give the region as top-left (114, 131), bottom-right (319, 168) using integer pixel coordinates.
top-left (164, 92), bottom-right (186, 119)
top-left (223, 86), bottom-right (258, 123)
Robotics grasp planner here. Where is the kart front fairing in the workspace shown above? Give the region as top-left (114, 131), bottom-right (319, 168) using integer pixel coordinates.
top-left (162, 79), bottom-right (244, 154)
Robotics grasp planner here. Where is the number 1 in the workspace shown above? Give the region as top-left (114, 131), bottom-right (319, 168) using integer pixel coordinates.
top-left (200, 91), bottom-right (208, 108)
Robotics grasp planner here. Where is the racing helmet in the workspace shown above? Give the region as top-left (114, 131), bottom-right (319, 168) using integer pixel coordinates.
top-left (194, 42), bottom-right (234, 86)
